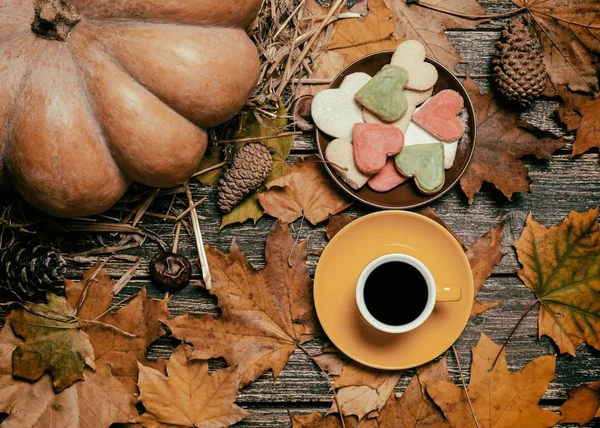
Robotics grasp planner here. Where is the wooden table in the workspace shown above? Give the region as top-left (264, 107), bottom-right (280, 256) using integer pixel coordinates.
top-left (1, 2), bottom-right (598, 427)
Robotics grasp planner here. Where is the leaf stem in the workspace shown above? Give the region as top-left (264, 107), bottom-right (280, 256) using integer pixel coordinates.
top-left (76, 257), bottom-right (112, 311)
top-left (452, 345), bottom-right (481, 428)
top-left (79, 319), bottom-right (137, 337)
top-left (406, 0), bottom-right (526, 20)
top-left (288, 216), bottom-right (305, 268)
top-left (297, 343), bottom-right (346, 428)
top-left (489, 299), bottom-right (540, 372)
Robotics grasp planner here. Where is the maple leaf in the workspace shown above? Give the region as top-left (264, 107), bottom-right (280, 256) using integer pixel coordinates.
top-left (559, 380), bottom-right (600, 425)
top-left (384, 0), bottom-right (487, 71)
top-left (65, 266), bottom-right (169, 380)
top-left (513, 0), bottom-right (600, 93)
top-left (466, 220), bottom-right (505, 317)
top-left (459, 76), bottom-right (565, 203)
top-left (570, 97), bottom-right (600, 157)
top-left (136, 343), bottom-right (248, 428)
top-left (515, 208), bottom-right (600, 355)
top-left (424, 333), bottom-right (561, 428)
top-left (0, 325), bottom-right (135, 427)
top-left (329, 0), bottom-right (399, 67)
top-left (166, 221), bottom-right (317, 387)
top-left (291, 412), bottom-right (376, 427)
top-left (7, 293), bottom-right (95, 392)
top-left (258, 156), bottom-right (352, 225)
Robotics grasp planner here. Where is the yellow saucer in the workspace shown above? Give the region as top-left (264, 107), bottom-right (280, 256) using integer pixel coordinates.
top-left (314, 211), bottom-right (473, 369)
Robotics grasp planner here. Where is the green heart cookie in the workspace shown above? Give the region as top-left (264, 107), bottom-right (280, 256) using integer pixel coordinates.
top-left (355, 66), bottom-right (408, 122)
top-left (395, 143), bottom-right (445, 195)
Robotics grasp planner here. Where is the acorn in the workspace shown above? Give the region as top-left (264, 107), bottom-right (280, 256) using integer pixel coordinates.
top-left (149, 252), bottom-right (192, 292)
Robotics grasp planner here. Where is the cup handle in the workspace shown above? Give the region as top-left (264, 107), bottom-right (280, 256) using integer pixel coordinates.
top-left (436, 285), bottom-right (462, 302)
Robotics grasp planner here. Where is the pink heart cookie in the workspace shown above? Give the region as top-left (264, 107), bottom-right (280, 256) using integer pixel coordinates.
top-left (412, 90), bottom-right (465, 142)
top-left (368, 158), bottom-right (407, 192)
top-left (353, 123), bottom-right (404, 174)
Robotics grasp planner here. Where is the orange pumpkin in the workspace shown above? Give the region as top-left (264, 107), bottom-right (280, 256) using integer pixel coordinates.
top-left (0, 0), bottom-right (262, 217)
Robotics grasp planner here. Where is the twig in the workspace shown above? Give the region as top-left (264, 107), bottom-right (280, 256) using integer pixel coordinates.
top-left (273, 0), bottom-right (305, 40)
top-left (66, 242), bottom-right (140, 258)
top-left (406, 0), bottom-right (526, 20)
top-left (173, 222), bottom-right (182, 253)
top-left (291, 78), bottom-right (333, 84)
top-left (77, 258), bottom-right (112, 311)
top-left (276, 0), bottom-right (348, 97)
top-left (132, 188), bottom-right (160, 227)
top-left (288, 216), bottom-right (305, 268)
top-left (298, 343), bottom-right (346, 428)
top-left (143, 212), bottom-right (178, 221)
top-left (211, 132), bottom-right (302, 145)
top-left (489, 299), bottom-right (540, 372)
top-left (175, 197), bottom-right (207, 221)
top-left (191, 162), bottom-right (227, 178)
top-left (452, 345), bottom-right (481, 428)
top-left (112, 259), bottom-right (141, 295)
top-left (184, 183), bottom-right (212, 289)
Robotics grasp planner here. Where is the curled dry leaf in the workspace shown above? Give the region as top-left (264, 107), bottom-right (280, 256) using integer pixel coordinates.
top-left (424, 333), bottom-right (561, 428)
top-left (570, 97), bottom-right (600, 157)
top-left (259, 156), bottom-right (352, 225)
top-left (326, 213), bottom-right (356, 240)
top-left (0, 325), bottom-right (135, 427)
top-left (515, 208), bottom-right (600, 355)
top-left (559, 380), bottom-right (600, 425)
top-left (466, 220), bottom-right (505, 317)
top-left (65, 266), bottom-right (169, 381)
top-left (460, 76), bottom-right (565, 202)
top-left (513, 0), bottom-right (600, 93)
top-left (384, 0), bottom-right (487, 71)
top-left (291, 412), bottom-right (376, 428)
top-left (167, 222), bottom-right (317, 387)
top-left (137, 343), bottom-right (248, 428)
top-left (7, 293), bottom-right (95, 392)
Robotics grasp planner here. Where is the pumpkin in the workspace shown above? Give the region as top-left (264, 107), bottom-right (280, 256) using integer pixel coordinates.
top-left (0, 0), bottom-right (262, 217)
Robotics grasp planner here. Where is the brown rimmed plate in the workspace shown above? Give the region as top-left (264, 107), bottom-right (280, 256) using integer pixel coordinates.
top-left (315, 51), bottom-right (476, 210)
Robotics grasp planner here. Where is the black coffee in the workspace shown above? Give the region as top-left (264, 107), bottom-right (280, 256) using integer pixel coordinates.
top-left (363, 261), bottom-right (428, 326)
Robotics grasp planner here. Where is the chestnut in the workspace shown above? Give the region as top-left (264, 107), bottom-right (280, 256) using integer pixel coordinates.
top-left (149, 252), bottom-right (192, 292)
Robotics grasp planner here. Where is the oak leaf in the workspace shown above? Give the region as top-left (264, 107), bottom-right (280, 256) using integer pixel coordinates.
top-left (384, 0), bottom-right (487, 71)
top-left (559, 380), bottom-right (600, 425)
top-left (7, 293), bottom-right (95, 392)
top-left (0, 325), bottom-right (135, 427)
top-left (65, 267), bottom-right (169, 380)
top-left (424, 333), bottom-right (561, 428)
top-left (513, 0), bottom-right (600, 93)
top-left (166, 221), bottom-right (317, 387)
top-left (515, 208), bottom-right (600, 355)
top-left (258, 156), bottom-right (352, 225)
top-left (460, 76), bottom-right (565, 202)
top-left (329, 0), bottom-right (399, 67)
top-left (466, 220), bottom-right (505, 317)
top-left (136, 344), bottom-right (248, 428)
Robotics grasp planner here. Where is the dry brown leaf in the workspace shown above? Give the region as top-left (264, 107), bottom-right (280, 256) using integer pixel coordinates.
top-left (384, 0), bottom-right (487, 71)
top-left (424, 333), bottom-right (561, 428)
top-left (551, 84), bottom-right (592, 132)
top-left (137, 343), bottom-right (248, 428)
top-left (0, 325), bottom-right (135, 427)
top-left (329, 0), bottom-right (399, 67)
top-left (466, 220), bottom-right (505, 317)
top-left (570, 97), bottom-right (600, 157)
top-left (258, 156), bottom-right (352, 225)
top-left (515, 208), bottom-right (600, 355)
top-left (326, 213), bottom-right (356, 240)
top-left (65, 267), bottom-right (169, 380)
top-left (416, 206), bottom-right (464, 248)
top-left (460, 76), bottom-right (565, 202)
top-left (513, 0), bottom-right (600, 93)
top-left (167, 222), bottom-right (317, 387)
top-left (291, 412), bottom-right (377, 428)
top-left (559, 380), bottom-right (600, 425)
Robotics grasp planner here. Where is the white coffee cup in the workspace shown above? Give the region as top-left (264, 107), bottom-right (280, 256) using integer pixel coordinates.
top-left (356, 253), bottom-right (462, 334)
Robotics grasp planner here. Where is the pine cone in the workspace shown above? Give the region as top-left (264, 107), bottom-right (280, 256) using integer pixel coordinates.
top-left (217, 143), bottom-right (274, 213)
top-left (0, 234), bottom-right (66, 301)
top-left (493, 17), bottom-right (546, 107)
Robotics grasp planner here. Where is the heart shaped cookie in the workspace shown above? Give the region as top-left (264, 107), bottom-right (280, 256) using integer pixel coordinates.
top-left (312, 89), bottom-right (364, 141)
top-left (391, 40), bottom-right (438, 91)
top-left (395, 143), bottom-right (445, 194)
top-left (353, 123), bottom-right (404, 174)
top-left (368, 158), bottom-right (407, 192)
top-left (412, 90), bottom-right (465, 142)
top-left (355, 66), bottom-right (408, 122)
top-left (363, 86), bottom-right (432, 132)
top-left (339, 72), bottom-right (372, 96)
top-left (404, 121), bottom-right (459, 169)
top-left (325, 139), bottom-right (370, 190)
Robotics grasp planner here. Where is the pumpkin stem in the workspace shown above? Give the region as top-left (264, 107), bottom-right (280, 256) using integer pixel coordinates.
top-left (31, 0), bottom-right (81, 42)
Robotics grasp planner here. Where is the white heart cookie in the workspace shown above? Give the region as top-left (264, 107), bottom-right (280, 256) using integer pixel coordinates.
top-left (404, 121), bottom-right (458, 170)
top-left (339, 72), bottom-right (372, 96)
top-left (312, 89), bottom-right (364, 141)
top-left (391, 40), bottom-right (438, 91)
top-left (362, 87), bottom-right (432, 132)
top-left (325, 139), bottom-right (370, 189)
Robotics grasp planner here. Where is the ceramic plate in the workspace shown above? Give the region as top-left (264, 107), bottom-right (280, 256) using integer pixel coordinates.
top-left (316, 51), bottom-right (476, 210)
top-left (314, 211), bottom-right (473, 370)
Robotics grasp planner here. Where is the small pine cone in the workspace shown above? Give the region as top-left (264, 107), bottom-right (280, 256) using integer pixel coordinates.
top-left (492, 17), bottom-right (546, 107)
top-left (0, 234), bottom-right (66, 301)
top-left (217, 143), bottom-right (274, 213)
